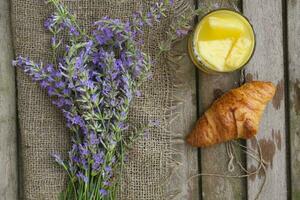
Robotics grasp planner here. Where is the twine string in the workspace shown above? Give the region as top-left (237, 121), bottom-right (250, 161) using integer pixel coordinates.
top-left (187, 136), bottom-right (268, 200)
top-left (226, 142), bottom-right (235, 172)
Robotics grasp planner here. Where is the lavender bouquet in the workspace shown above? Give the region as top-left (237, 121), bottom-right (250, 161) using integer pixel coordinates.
top-left (13, 0), bottom-right (179, 199)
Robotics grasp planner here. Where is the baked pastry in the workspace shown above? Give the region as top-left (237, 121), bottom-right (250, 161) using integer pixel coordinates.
top-left (187, 81), bottom-right (276, 147)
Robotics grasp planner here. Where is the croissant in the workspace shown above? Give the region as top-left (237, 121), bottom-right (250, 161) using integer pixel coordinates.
top-left (187, 81), bottom-right (276, 147)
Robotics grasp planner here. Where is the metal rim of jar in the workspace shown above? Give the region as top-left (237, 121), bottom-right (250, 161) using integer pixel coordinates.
top-left (189, 8), bottom-right (257, 74)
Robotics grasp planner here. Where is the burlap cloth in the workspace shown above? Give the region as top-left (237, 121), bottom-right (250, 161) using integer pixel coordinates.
top-left (11, 0), bottom-right (195, 199)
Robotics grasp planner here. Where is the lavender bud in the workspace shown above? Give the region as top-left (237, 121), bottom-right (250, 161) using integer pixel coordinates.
top-left (99, 189), bottom-right (108, 196)
top-left (52, 153), bottom-right (64, 166)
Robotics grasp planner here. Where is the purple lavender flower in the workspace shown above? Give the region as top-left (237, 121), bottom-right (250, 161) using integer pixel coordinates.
top-left (55, 81), bottom-right (65, 89)
top-left (85, 40), bottom-right (93, 54)
top-left (93, 152), bottom-right (104, 164)
top-left (84, 80), bottom-right (94, 89)
top-left (103, 27), bottom-right (113, 39)
top-left (135, 90), bottom-right (142, 97)
top-left (92, 163), bottom-right (100, 172)
top-left (69, 26), bottom-right (79, 36)
top-left (91, 94), bottom-right (98, 102)
top-left (103, 181), bottom-right (111, 186)
top-left (71, 155), bottom-right (80, 164)
top-left (65, 45), bottom-right (70, 53)
top-left (51, 36), bottom-right (57, 47)
top-left (76, 172), bottom-right (88, 183)
top-left (79, 144), bottom-right (90, 157)
top-left (47, 87), bottom-right (56, 96)
top-left (89, 133), bottom-right (100, 145)
top-left (176, 29), bottom-right (189, 37)
top-left (95, 35), bottom-right (108, 45)
top-left (99, 189), bottom-right (108, 196)
top-left (92, 151), bottom-right (104, 171)
top-left (68, 82), bottom-right (75, 89)
top-left (72, 115), bottom-right (84, 126)
top-left (44, 15), bottom-right (55, 30)
top-left (52, 153), bottom-right (64, 166)
top-left (80, 158), bottom-right (88, 170)
top-left (62, 88), bottom-right (71, 96)
top-left (46, 64), bottom-right (54, 72)
top-left (105, 166), bottom-right (112, 173)
top-left (40, 80), bottom-right (49, 88)
top-left (52, 98), bottom-right (65, 108)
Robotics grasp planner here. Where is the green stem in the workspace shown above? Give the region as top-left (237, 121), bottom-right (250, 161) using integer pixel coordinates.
top-left (62, 164), bottom-right (77, 200)
top-left (84, 168), bottom-right (88, 200)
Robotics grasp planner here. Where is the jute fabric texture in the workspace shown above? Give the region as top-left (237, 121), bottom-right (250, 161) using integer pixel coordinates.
top-left (11, 0), bottom-right (191, 199)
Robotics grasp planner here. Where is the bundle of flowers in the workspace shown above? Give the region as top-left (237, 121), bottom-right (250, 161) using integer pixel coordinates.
top-left (13, 0), bottom-right (178, 199)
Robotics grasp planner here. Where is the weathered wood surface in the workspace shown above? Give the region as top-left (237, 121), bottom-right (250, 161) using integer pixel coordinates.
top-left (197, 0), bottom-right (246, 199)
top-left (2, 0), bottom-right (296, 199)
top-left (288, 0), bottom-right (300, 199)
top-left (169, 38), bottom-right (199, 200)
top-left (243, 0), bottom-right (287, 199)
top-left (167, 0), bottom-right (199, 199)
top-left (0, 0), bottom-right (18, 199)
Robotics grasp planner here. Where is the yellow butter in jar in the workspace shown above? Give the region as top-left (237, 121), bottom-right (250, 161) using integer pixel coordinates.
top-left (188, 9), bottom-right (256, 73)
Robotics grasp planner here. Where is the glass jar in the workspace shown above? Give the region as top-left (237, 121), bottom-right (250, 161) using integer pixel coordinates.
top-left (188, 9), bottom-right (256, 74)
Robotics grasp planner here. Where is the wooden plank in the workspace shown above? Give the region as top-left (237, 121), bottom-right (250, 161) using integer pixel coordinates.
top-left (166, 1), bottom-right (199, 199)
top-left (243, 0), bottom-right (287, 199)
top-left (0, 0), bottom-right (18, 199)
top-left (197, 1), bottom-right (246, 199)
top-left (168, 38), bottom-right (199, 200)
top-left (288, 0), bottom-right (300, 199)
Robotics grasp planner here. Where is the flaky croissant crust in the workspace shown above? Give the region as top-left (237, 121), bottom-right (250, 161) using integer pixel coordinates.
top-left (187, 81), bottom-right (276, 147)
